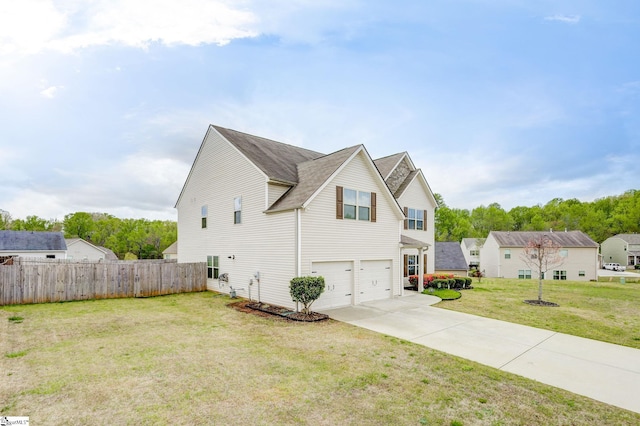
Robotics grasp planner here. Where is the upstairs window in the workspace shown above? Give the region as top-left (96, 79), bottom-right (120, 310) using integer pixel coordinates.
top-left (504, 249), bottom-right (511, 259)
top-left (560, 249), bottom-right (568, 257)
top-left (336, 186), bottom-right (376, 222)
top-left (470, 250), bottom-right (479, 256)
top-left (404, 207), bottom-right (427, 231)
top-left (201, 205), bottom-right (208, 229)
top-left (234, 197), bottom-right (242, 224)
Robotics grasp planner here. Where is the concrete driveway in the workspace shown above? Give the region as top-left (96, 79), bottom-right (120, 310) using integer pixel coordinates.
top-left (319, 293), bottom-right (640, 414)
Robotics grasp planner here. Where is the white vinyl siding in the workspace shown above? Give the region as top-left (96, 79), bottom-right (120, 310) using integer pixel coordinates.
top-left (300, 151), bottom-right (401, 305)
top-left (481, 233), bottom-right (598, 281)
top-left (176, 128), bottom-right (297, 308)
top-left (396, 175), bottom-right (437, 274)
top-left (267, 182), bottom-right (291, 208)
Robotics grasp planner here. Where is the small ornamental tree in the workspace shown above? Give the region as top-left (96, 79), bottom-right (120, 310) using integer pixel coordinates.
top-left (290, 276), bottom-right (325, 315)
top-left (520, 235), bottom-right (564, 303)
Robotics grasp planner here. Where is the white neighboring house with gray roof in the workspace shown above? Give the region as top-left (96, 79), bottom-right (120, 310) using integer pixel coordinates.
top-left (481, 231), bottom-right (599, 282)
top-left (175, 125), bottom-right (437, 310)
top-left (601, 234), bottom-right (640, 268)
top-left (163, 241), bottom-right (178, 260)
top-left (461, 238), bottom-right (485, 270)
top-left (65, 238), bottom-right (118, 261)
top-left (0, 230), bottom-right (67, 262)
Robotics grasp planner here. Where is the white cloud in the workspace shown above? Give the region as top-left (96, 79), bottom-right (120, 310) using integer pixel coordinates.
top-left (40, 86), bottom-right (63, 98)
top-left (544, 14), bottom-right (581, 24)
top-left (0, 0), bottom-right (67, 55)
top-left (1, 0), bottom-right (259, 55)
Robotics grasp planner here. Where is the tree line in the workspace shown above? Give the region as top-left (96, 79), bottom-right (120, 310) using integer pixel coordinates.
top-left (2, 188), bottom-right (638, 257)
top-left (436, 189), bottom-right (640, 244)
top-left (0, 211), bottom-right (176, 260)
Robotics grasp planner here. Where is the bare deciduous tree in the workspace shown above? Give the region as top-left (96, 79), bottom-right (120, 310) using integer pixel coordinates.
top-left (520, 235), bottom-right (565, 303)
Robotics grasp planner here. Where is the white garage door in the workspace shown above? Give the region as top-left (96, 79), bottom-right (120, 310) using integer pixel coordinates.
top-left (311, 261), bottom-right (353, 310)
top-left (359, 259), bottom-right (392, 303)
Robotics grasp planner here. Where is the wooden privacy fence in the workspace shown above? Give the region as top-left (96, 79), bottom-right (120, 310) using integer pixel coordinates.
top-left (0, 258), bottom-right (207, 306)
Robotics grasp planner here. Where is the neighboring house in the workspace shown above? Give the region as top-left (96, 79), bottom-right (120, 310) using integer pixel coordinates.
top-left (601, 234), bottom-right (640, 268)
top-left (0, 230), bottom-right (67, 262)
top-left (65, 238), bottom-right (118, 261)
top-left (461, 238), bottom-right (485, 269)
top-left (434, 242), bottom-right (469, 276)
top-left (481, 231), bottom-right (599, 281)
top-left (175, 125), bottom-right (437, 310)
top-left (163, 241), bottom-right (178, 260)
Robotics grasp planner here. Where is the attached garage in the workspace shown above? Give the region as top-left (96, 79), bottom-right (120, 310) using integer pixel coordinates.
top-left (359, 259), bottom-right (392, 302)
top-left (310, 261), bottom-right (354, 310)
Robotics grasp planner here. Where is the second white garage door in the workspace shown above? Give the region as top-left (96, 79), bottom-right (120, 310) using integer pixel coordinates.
top-left (359, 259), bottom-right (392, 302)
top-left (310, 261), bottom-right (354, 310)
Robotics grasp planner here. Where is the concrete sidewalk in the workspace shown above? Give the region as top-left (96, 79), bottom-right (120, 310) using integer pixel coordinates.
top-left (319, 294), bottom-right (640, 414)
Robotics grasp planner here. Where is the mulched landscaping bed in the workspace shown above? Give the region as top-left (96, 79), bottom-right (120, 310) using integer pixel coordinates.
top-left (228, 299), bottom-right (329, 322)
top-left (524, 299), bottom-right (559, 307)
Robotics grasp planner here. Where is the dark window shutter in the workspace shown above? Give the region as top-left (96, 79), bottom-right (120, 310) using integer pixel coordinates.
top-left (336, 186), bottom-right (343, 219)
top-left (403, 207), bottom-right (408, 230)
top-left (424, 254), bottom-right (428, 273)
top-left (404, 254), bottom-right (408, 276)
top-left (423, 209), bottom-right (428, 231)
top-left (371, 192), bottom-right (377, 222)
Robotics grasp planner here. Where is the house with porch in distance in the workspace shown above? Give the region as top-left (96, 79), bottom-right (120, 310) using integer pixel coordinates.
top-left (480, 230), bottom-right (599, 281)
top-left (175, 125), bottom-right (437, 310)
top-left (601, 234), bottom-right (640, 269)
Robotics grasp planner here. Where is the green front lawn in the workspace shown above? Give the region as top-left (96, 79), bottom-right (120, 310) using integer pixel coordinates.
top-left (435, 278), bottom-right (640, 349)
top-left (2, 292), bottom-right (639, 424)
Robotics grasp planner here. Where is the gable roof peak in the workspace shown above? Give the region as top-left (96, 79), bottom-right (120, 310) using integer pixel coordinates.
top-left (213, 125), bottom-right (325, 185)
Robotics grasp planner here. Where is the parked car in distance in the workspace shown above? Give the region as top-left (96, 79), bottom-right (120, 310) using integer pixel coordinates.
top-left (603, 263), bottom-right (626, 271)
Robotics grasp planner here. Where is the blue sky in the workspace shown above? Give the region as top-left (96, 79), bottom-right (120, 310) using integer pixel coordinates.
top-left (1, 1), bottom-right (638, 221)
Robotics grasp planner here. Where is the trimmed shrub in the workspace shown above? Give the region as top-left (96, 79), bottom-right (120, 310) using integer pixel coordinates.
top-left (453, 277), bottom-right (466, 289)
top-left (290, 276), bottom-right (326, 315)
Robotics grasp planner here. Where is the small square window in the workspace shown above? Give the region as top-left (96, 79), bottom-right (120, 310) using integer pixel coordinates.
top-left (553, 270), bottom-right (567, 280)
top-left (504, 249), bottom-right (511, 259)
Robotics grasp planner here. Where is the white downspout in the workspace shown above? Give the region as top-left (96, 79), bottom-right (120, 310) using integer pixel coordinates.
top-left (418, 247), bottom-right (424, 293)
top-left (295, 208), bottom-right (302, 312)
top-left (296, 208), bottom-right (302, 277)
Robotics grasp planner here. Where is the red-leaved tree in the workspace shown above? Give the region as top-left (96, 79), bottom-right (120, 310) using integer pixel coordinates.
top-left (520, 235), bottom-right (565, 303)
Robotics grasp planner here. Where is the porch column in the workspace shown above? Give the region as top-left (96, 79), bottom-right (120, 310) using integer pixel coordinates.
top-left (418, 247), bottom-right (424, 293)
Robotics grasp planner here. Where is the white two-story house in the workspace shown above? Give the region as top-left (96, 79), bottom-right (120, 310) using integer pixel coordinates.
top-left (175, 125), bottom-right (437, 310)
top-left (481, 231), bottom-right (599, 281)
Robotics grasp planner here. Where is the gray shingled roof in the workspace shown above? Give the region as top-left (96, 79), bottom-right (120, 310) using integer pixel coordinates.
top-left (435, 242), bottom-right (469, 271)
top-left (267, 145), bottom-right (362, 212)
top-left (400, 234), bottom-right (430, 248)
top-left (393, 169), bottom-right (419, 198)
top-left (373, 152), bottom-right (405, 179)
top-left (490, 231), bottom-right (598, 248)
top-left (98, 246), bottom-right (119, 260)
top-left (611, 234), bottom-right (640, 244)
top-left (214, 125), bottom-right (324, 184)
top-left (0, 231), bottom-right (67, 251)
